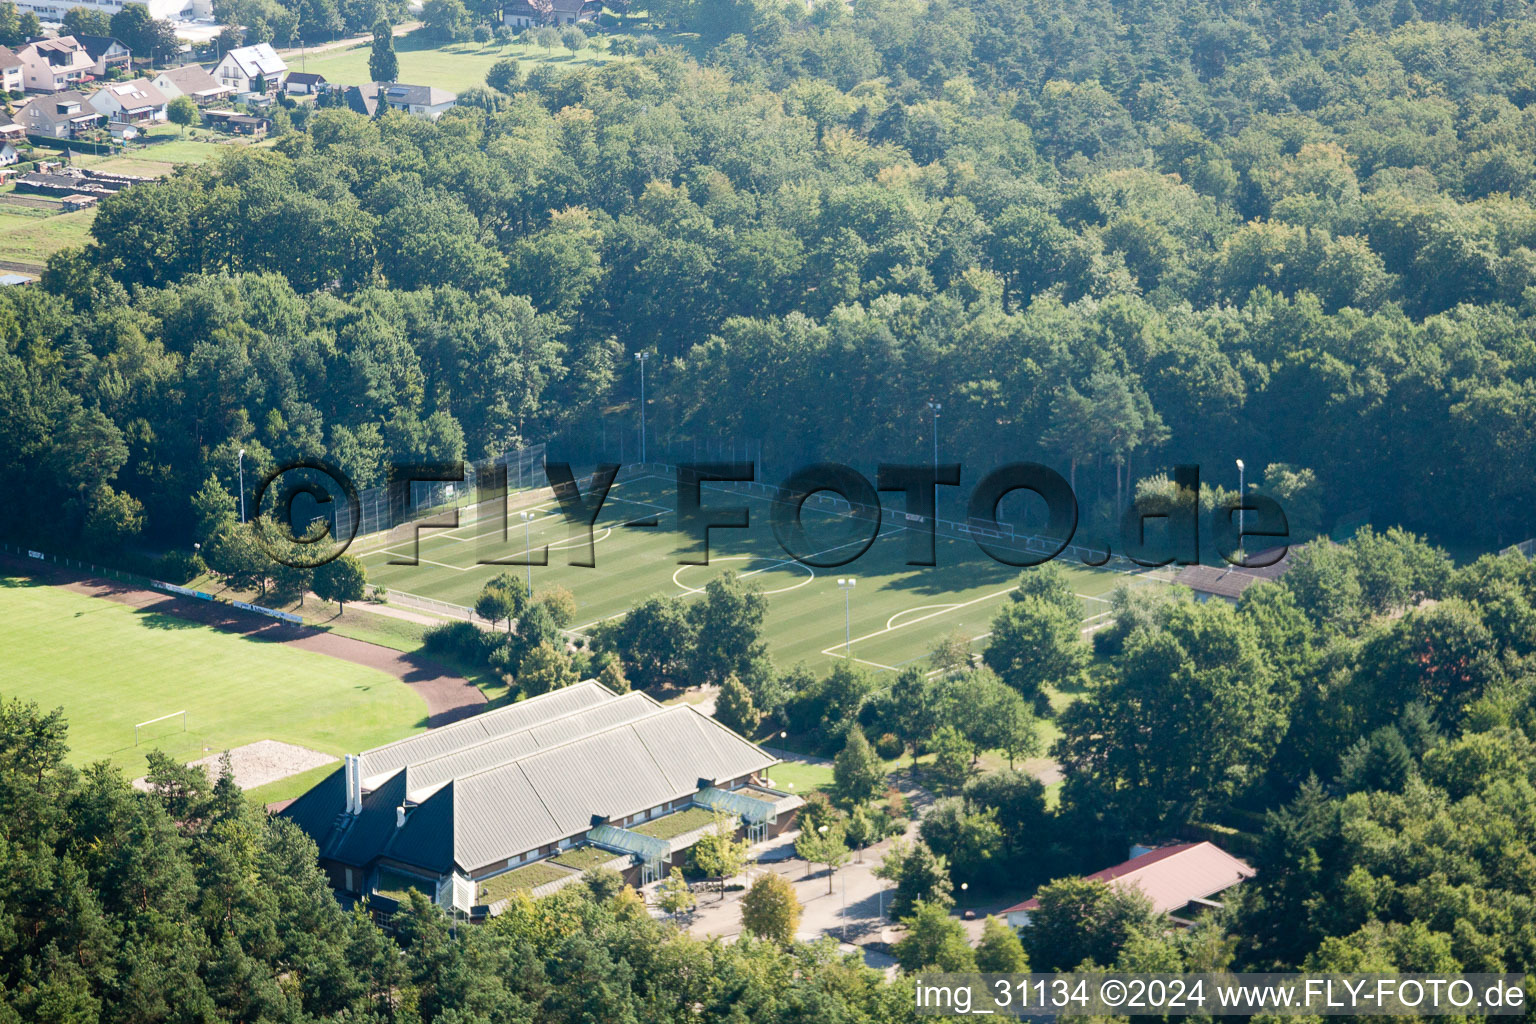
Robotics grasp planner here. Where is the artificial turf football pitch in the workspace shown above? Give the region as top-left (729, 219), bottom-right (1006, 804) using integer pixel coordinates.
top-left (359, 472), bottom-right (1172, 675)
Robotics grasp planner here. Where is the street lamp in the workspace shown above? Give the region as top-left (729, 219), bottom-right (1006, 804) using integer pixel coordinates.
top-left (927, 400), bottom-right (941, 476)
top-left (237, 448), bottom-right (246, 523)
top-left (634, 351), bottom-right (650, 464)
top-left (519, 510), bottom-right (537, 590)
top-left (1235, 458), bottom-right (1245, 541)
top-left (837, 578), bottom-right (856, 660)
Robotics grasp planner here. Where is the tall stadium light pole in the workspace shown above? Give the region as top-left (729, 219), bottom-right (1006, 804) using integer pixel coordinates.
top-left (1236, 458), bottom-right (1245, 540)
top-left (520, 510), bottom-right (536, 590)
top-left (635, 351), bottom-right (650, 465)
top-left (927, 400), bottom-right (941, 475)
top-left (238, 448), bottom-right (246, 523)
top-left (837, 577), bottom-right (856, 659)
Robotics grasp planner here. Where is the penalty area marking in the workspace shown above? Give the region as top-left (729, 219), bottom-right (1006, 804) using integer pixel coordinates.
top-left (886, 604), bottom-right (960, 631)
top-left (672, 555), bottom-right (816, 596)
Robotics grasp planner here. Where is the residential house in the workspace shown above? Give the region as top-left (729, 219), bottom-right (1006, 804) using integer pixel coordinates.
top-left (284, 71), bottom-right (325, 94)
top-left (14, 90), bottom-right (105, 138)
top-left (17, 36), bottom-right (95, 93)
top-left (1003, 842), bottom-right (1256, 929)
top-left (342, 81), bottom-right (458, 120)
top-left (0, 46), bottom-right (24, 95)
top-left (282, 681), bottom-right (800, 917)
top-left (89, 78), bottom-right (170, 125)
top-left (1174, 547), bottom-right (1292, 603)
top-left (209, 43), bottom-right (288, 95)
top-left (0, 114), bottom-right (23, 165)
top-left (202, 108), bottom-right (269, 135)
top-left (152, 63), bottom-right (234, 105)
top-left (75, 35), bottom-right (131, 78)
top-left (503, 0), bottom-right (598, 26)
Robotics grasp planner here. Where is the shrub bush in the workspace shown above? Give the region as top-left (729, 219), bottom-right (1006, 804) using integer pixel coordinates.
top-left (423, 620), bottom-right (489, 662)
top-left (155, 550), bottom-right (206, 584)
top-left (874, 732), bottom-right (903, 761)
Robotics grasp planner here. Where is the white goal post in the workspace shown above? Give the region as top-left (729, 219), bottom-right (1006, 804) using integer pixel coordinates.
top-left (135, 710), bottom-right (187, 746)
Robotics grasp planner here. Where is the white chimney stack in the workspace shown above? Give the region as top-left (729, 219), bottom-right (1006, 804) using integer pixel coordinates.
top-left (344, 754), bottom-right (362, 815)
top-left (396, 805), bottom-right (406, 829)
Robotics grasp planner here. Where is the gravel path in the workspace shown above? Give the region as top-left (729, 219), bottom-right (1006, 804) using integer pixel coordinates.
top-left (3, 555), bottom-right (487, 727)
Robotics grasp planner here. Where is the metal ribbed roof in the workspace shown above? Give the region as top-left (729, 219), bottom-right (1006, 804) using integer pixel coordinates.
top-left (401, 691), bottom-right (666, 802)
top-left (443, 705), bottom-right (775, 872)
top-left (286, 682), bottom-right (778, 876)
top-left (450, 763), bottom-right (564, 871)
top-left (358, 680), bottom-right (614, 787)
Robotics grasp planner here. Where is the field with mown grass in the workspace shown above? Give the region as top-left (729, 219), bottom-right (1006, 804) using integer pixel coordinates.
top-left (0, 575), bottom-right (427, 781)
top-left (287, 29), bottom-right (632, 93)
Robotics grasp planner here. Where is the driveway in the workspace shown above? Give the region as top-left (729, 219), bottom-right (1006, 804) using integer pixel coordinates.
top-left (652, 764), bottom-right (936, 968)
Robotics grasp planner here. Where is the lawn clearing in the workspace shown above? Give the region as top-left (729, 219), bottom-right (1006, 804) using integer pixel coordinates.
top-left (477, 860), bottom-right (576, 902)
top-left (0, 575), bottom-right (427, 779)
top-left (376, 868), bottom-right (437, 902)
top-left (758, 759), bottom-right (834, 795)
top-left (311, 607), bottom-right (433, 653)
top-left (287, 29), bottom-right (627, 93)
top-left (0, 206), bottom-right (96, 265)
top-left (361, 471), bottom-right (1170, 677)
top-left (631, 805), bottom-right (718, 839)
top-left (247, 761), bottom-right (340, 807)
top-left (549, 844), bottom-right (627, 871)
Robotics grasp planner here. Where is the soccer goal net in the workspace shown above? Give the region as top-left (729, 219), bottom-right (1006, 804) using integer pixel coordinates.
top-left (135, 710), bottom-right (187, 747)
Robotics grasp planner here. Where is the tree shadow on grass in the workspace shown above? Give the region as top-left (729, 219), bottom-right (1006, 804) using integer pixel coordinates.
top-left (130, 610), bottom-right (203, 630)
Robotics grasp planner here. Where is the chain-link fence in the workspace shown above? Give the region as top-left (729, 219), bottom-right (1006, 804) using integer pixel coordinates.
top-left (337, 444), bottom-right (547, 547)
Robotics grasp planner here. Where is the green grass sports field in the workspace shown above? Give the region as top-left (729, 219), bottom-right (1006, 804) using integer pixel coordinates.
top-left (361, 473), bottom-right (1170, 674)
top-left (0, 575), bottom-right (426, 778)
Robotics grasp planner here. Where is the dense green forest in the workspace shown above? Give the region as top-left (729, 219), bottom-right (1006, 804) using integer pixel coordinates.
top-left (4, 0), bottom-right (1536, 552)
top-left (7, 529), bottom-right (1536, 1017)
top-left (7, 0), bottom-right (1536, 1008)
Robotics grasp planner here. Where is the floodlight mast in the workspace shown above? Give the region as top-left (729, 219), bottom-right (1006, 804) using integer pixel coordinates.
top-left (837, 578), bottom-right (856, 659)
top-left (927, 400), bottom-right (941, 476)
top-left (1236, 458), bottom-right (1245, 541)
top-left (635, 352), bottom-right (650, 464)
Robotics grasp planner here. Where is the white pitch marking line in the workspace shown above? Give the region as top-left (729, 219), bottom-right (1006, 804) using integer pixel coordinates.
top-left (371, 550), bottom-right (475, 572)
top-left (819, 583), bottom-right (1020, 660)
top-left (886, 604), bottom-right (961, 631)
top-left (672, 555), bottom-right (816, 596)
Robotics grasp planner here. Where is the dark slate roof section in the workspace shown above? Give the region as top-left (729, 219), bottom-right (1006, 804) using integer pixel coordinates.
top-left (385, 781), bottom-right (458, 874)
top-left (76, 35), bottom-right (128, 60)
top-left (279, 763), bottom-right (346, 841)
top-left (330, 769), bottom-right (409, 867)
top-left (287, 71), bottom-right (325, 85)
